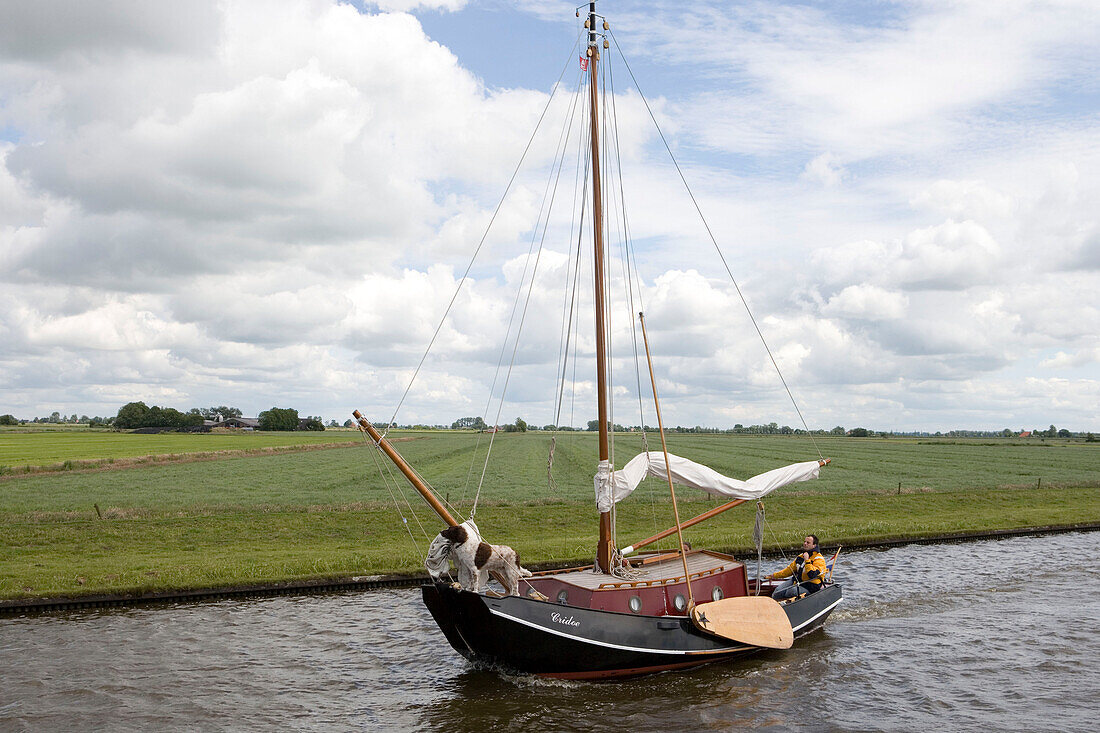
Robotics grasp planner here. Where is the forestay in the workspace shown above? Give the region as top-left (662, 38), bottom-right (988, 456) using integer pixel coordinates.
top-left (594, 452), bottom-right (822, 512)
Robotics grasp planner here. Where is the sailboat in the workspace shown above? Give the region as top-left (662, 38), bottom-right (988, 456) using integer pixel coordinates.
top-left (353, 3), bottom-right (842, 680)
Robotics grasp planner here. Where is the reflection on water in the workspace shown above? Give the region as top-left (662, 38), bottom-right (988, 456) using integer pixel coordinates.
top-left (2, 532), bottom-right (1098, 731)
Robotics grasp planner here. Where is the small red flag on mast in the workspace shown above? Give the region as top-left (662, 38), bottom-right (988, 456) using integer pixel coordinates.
top-left (579, 56), bottom-right (589, 72)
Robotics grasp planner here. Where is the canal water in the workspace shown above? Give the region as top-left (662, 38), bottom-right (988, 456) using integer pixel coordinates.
top-left (1, 531), bottom-right (1097, 731)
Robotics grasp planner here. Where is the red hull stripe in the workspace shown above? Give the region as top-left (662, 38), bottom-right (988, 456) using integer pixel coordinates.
top-left (538, 657), bottom-right (739, 680)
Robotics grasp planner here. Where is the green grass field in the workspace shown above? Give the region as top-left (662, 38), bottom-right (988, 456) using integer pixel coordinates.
top-left (0, 427), bottom-right (362, 470)
top-left (1, 430), bottom-right (1097, 600)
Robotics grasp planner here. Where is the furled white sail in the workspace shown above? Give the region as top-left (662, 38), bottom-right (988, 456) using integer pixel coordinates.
top-left (594, 452), bottom-right (822, 512)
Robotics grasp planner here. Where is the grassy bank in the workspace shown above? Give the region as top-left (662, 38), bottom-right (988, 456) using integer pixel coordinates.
top-left (1, 432), bottom-right (1097, 600)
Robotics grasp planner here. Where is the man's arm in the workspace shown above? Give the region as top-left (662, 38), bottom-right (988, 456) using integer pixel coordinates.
top-left (769, 558), bottom-right (796, 580)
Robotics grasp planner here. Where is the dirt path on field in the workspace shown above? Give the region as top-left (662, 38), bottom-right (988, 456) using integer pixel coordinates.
top-left (0, 437), bottom-right (421, 480)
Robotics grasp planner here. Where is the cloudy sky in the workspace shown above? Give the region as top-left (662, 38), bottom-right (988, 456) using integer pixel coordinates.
top-left (1, 0), bottom-right (1097, 431)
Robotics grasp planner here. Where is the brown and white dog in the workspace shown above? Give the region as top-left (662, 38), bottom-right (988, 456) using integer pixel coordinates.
top-left (425, 520), bottom-right (531, 596)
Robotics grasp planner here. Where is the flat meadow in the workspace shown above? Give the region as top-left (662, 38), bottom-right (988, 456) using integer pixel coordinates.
top-left (1, 428), bottom-right (1097, 600)
top-left (0, 426), bottom-right (359, 471)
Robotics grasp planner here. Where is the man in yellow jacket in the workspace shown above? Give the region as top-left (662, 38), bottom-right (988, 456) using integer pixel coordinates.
top-left (768, 534), bottom-right (827, 600)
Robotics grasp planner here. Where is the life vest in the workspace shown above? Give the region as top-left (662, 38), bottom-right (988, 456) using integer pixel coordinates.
top-left (779, 551), bottom-right (827, 586)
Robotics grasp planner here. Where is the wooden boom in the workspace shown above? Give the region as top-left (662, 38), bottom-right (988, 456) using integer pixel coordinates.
top-left (352, 410), bottom-right (458, 527)
top-left (621, 499), bottom-right (748, 555)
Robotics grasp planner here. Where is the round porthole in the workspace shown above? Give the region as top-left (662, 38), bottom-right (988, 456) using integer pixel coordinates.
top-left (673, 594), bottom-right (687, 612)
top-left (711, 586), bottom-right (724, 602)
top-left (628, 596), bottom-right (642, 613)
top-left (556, 589), bottom-right (569, 604)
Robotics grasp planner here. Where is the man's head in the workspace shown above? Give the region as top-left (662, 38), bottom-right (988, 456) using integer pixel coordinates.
top-left (803, 535), bottom-right (819, 552)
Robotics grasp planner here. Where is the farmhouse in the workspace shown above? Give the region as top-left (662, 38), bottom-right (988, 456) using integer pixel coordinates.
top-left (215, 417), bottom-right (260, 430)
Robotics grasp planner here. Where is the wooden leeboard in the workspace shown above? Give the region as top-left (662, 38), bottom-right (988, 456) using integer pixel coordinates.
top-left (690, 596), bottom-right (794, 649)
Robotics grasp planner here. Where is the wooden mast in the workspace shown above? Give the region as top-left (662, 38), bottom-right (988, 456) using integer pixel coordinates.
top-left (352, 410), bottom-right (458, 527)
top-left (588, 1), bottom-right (615, 573)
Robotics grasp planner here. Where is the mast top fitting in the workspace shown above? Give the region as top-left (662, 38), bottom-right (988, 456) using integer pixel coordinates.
top-left (577, 3), bottom-right (610, 47)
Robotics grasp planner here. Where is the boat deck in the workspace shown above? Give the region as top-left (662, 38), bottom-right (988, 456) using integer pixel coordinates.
top-left (546, 550), bottom-right (739, 590)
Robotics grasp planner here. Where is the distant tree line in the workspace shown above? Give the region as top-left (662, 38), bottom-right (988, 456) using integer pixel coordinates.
top-left (114, 402), bottom-right (204, 429)
top-left (0, 408), bottom-right (1093, 439)
top-left (580, 420), bottom-right (830, 435)
top-left (447, 416), bottom-right (527, 432)
top-left (1028, 424), bottom-right (1072, 438)
top-left (256, 407), bottom-right (324, 431)
top-left (0, 412), bottom-right (112, 425)
top-left (105, 403), bottom-right (325, 431)
top-left (451, 416), bottom-right (487, 430)
top-left (196, 406), bottom-right (243, 420)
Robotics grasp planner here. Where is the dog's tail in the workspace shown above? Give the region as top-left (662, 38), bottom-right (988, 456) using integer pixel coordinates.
top-left (514, 551), bottom-right (532, 577)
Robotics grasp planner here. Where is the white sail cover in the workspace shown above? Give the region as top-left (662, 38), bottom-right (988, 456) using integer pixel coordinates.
top-left (425, 519), bottom-right (482, 581)
top-left (594, 452), bottom-right (822, 513)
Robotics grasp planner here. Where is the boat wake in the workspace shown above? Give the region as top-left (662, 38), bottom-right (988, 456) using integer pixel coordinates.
top-left (830, 593), bottom-right (964, 623)
top-left (455, 655), bottom-right (582, 687)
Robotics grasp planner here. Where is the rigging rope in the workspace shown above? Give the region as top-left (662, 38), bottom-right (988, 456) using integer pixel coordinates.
top-left (549, 123), bottom-right (591, 476)
top-left (360, 429), bottom-right (428, 561)
top-left (383, 33), bottom-right (581, 436)
top-left (609, 30), bottom-right (824, 461)
top-left (463, 62), bottom-right (586, 510)
top-left (598, 52), bottom-right (619, 555)
top-left (602, 48), bottom-right (668, 554)
top-left (548, 69), bottom-right (590, 492)
top-left (607, 53), bottom-right (650, 454)
top-left (547, 218), bottom-right (586, 491)
top-left (379, 450), bottom-right (432, 542)
top-left (553, 148), bottom-right (588, 427)
top-left (472, 52), bottom-right (587, 517)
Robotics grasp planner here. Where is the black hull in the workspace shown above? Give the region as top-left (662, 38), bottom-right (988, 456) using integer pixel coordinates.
top-left (422, 581), bottom-right (842, 679)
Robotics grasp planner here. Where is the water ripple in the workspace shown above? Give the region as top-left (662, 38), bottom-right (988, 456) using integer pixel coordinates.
top-left (1, 532), bottom-right (1098, 731)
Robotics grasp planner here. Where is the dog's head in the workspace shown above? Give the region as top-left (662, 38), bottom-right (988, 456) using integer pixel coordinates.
top-left (440, 524), bottom-right (469, 545)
